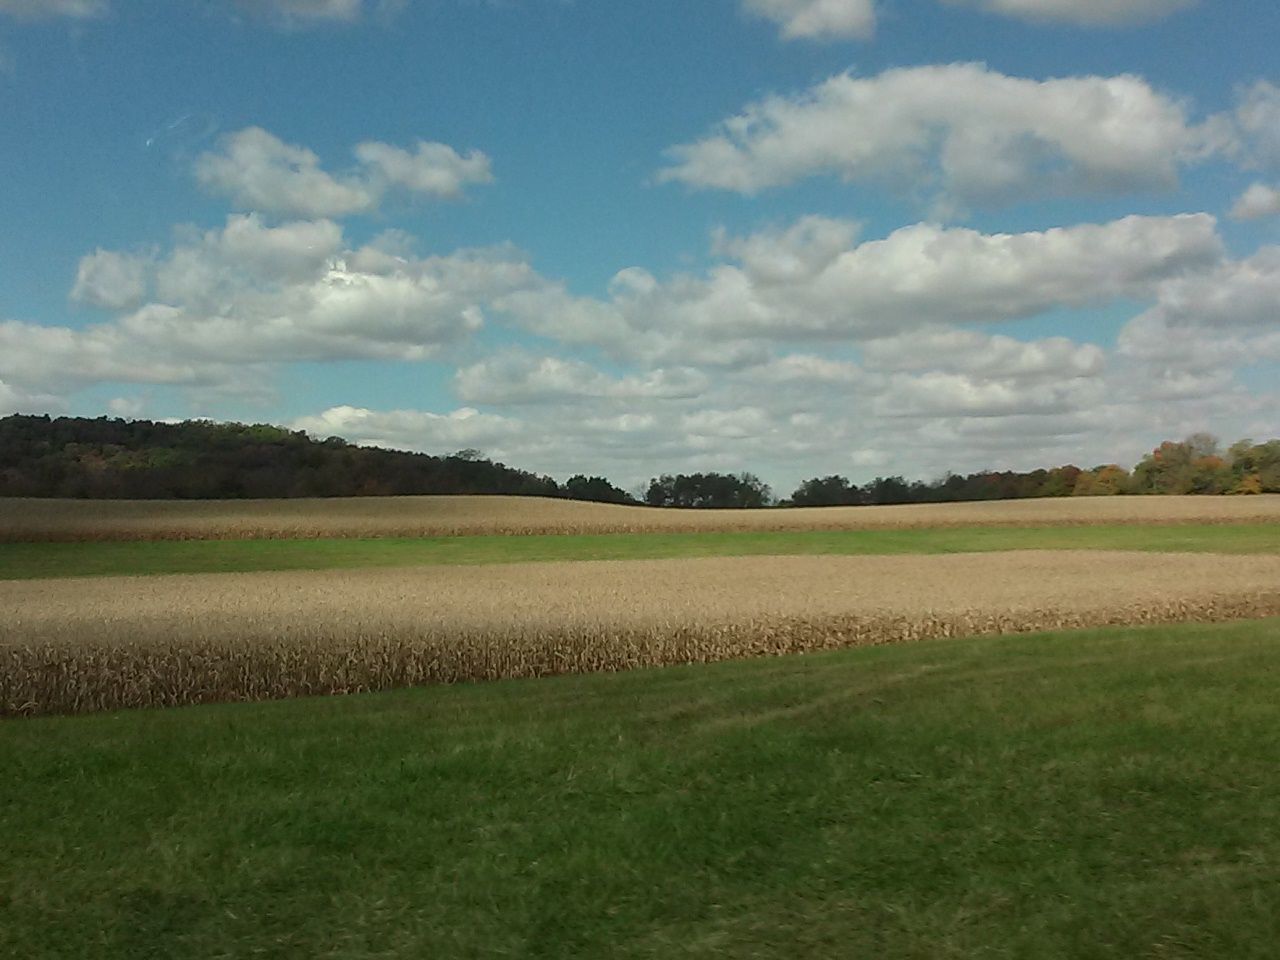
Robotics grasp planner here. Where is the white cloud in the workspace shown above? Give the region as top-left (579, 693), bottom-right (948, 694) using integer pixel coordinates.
top-left (1, 217), bottom-right (537, 406)
top-left (943, 0), bottom-right (1196, 27)
top-left (1129, 247), bottom-right (1280, 333)
top-left (118, 217), bottom-right (522, 364)
top-left (1116, 248), bottom-right (1280, 395)
top-left (1234, 81), bottom-right (1280, 170)
top-left (858, 329), bottom-right (1110, 424)
top-left (0, 377), bottom-right (64, 413)
top-left (0, 0), bottom-right (107, 18)
top-left (741, 0), bottom-right (875, 40)
top-left (863, 328), bottom-right (1106, 381)
top-left (194, 128), bottom-right (371, 218)
top-left (506, 214), bottom-right (1221, 356)
top-left (11, 199), bottom-right (1275, 494)
top-left (748, 353), bottom-right (863, 383)
top-left (234, 0), bottom-right (363, 24)
top-left (107, 396), bottom-right (146, 417)
top-left (738, 0), bottom-right (1195, 38)
top-left (711, 215), bottom-right (861, 283)
top-left (660, 63), bottom-right (1222, 207)
top-left (875, 369), bottom-right (1105, 419)
top-left (1230, 183), bottom-right (1280, 221)
top-left (454, 353), bottom-right (709, 404)
top-left (194, 127), bottom-right (492, 218)
top-left (353, 140), bottom-right (493, 201)
top-left (71, 249), bottom-right (150, 311)
top-left (0, 319), bottom-right (231, 396)
top-left (681, 406), bottom-right (775, 440)
top-left (292, 404), bottom-right (522, 450)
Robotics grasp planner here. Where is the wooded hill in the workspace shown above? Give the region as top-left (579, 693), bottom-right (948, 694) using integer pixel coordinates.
top-left (2, 415), bottom-right (1277, 504)
top-left (0, 415), bottom-right (631, 502)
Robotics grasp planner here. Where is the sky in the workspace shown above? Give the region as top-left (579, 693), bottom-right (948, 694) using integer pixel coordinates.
top-left (1, 0), bottom-right (1278, 495)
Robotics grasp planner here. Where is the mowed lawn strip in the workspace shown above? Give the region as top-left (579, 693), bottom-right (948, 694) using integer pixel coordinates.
top-left (3, 618), bottom-right (1280, 959)
top-left (3, 522), bottom-right (1280, 579)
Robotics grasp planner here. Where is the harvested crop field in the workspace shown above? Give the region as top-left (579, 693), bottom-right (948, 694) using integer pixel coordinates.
top-left (7, 550), bottom-right (1280, 716)
top-left (5, 493), bottom-right (1280, 542)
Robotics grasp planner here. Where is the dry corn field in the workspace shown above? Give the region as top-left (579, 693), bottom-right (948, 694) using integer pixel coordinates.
top-left (6, 550), bottom-right (1280, 717)
top-left (5, 494), bottom-right (1280, 542)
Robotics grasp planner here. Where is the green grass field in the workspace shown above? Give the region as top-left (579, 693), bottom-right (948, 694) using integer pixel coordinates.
top-left (4, 521), bottom-right (1280, 579)
top-left (3, 618), bottom-right (1280, 959)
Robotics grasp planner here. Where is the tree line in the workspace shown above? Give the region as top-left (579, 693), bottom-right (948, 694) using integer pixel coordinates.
top-left (0, 415), bottom-right (632, 503)
top-left (2, 415), bottom-right (1277, 505)
top-left (786, 434), bottom-right (1280, 505)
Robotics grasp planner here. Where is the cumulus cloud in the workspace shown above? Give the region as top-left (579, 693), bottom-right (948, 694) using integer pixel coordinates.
top-left (10, 201), bottom-right (1273, 494)
top-left (353, 140), bottom-right (493, 200)
top-left (71, 249), bottom-right (150, 311)
top-left (276, 290), bottom-right (1276, 493)
top-left (747, 353), bottom-right (863, 383)
top-left (0, 377), bottom-right (64, 414)
top-left (874, 369), bottom-right (1105, 419)
top-left (292, 404), bottom-right (523, 450)
top-left (454, 353), bottom-right (709, 405)
top-left (1234, 81), bottom-right (1280, 170)
top-left (741, 0), bottom-right (876, 40)
top-left (942, 0), bottom-right (1196, 27)
top-left (863, 328), bottom-right (1106, 381)
top-left (1128, 246), bottom-right (1280, 333)
top-left (0, 0), bottom-right (107, 18)
top-left (0, 318), bottom-right (231, 397)
top-left (1230, 183), bottom-right (1280, 220)
top-left (121, 216), bottom-right (523, 364)
top-left (1116, 248), bottom-right (1280, 399)
top-left (194, 127), bottom-right (492, 218)
top-left (1, 216), bottom-right (536, 407)
top-left (505, 214), bottom-right (1222, 360)
top-left (660, 63), bottom-right (1222, 208)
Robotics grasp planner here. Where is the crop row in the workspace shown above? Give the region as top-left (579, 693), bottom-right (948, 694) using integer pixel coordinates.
top-left (6, 596), bottom-right (1280, 717)
top-left (4, 494), bottom-right (1280, 542)
top-left (6, 550), bottom-right (1280, 716)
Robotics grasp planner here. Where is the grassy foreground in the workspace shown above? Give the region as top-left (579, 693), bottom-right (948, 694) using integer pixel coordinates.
top-left (3, 619), bottom-right (1280, 958)
top-left (4, 521), bottom-right (1280, 578)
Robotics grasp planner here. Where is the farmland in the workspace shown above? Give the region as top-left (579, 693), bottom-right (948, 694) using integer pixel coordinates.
top-left (4, 618), bottom-right (1280, 958)
top-left (4, 495), bottom-right (1280, 716)
top-left (5, 494), bottom-right (1280, 955)
top-left (5, 521), bottom-right (1280, 579)
top-left (6, 548), bottom-right (1280, 715)
top-left (4, 491), bottom-right (1280, 541)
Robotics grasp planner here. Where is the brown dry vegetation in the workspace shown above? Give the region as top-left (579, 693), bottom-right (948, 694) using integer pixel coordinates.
top-left (6, 550), bottom-right (1280, 716)
top-left (4, 493), bottom-right (1280, 542)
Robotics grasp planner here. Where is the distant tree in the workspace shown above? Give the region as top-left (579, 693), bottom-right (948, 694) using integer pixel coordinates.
top-left (789, 475), bottom-right (862, 506)
top-left (1186, 432), bottom-right (1220, 459)
top-left (0, 415), bottom-right (615, 502)
top-left (862, 475), bottom-right (915, 505)
top-left (1072, 465), bottom-right (1130, 496)
top-left (561, 475), bottom-right (635, 504)
top-left (1228, 439), bottom-right (1280, 494)
top-left (5, 415), bottom-right (1279, 504)
top-left (1038, 465), bottom-right (1083, 498)
top-left (1132, 435), bottom-right (1230, 495)
top-left (645, 472), bottom-right (772, 509)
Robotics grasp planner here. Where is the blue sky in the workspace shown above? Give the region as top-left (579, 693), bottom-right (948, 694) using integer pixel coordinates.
top-left (2, 0), bottom-right (1278, 493)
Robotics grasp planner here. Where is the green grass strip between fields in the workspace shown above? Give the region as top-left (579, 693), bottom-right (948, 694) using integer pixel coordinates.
top-left (3, 618), bottom-right (1280, 958)
top-left (3, 522), bottom-right (1280, 579)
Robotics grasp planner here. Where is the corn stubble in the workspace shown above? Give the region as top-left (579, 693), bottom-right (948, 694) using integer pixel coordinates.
top-left (4, 494), bottom-right (1280, 542)
top-left (5, 551), bottom-right (1280, 717)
